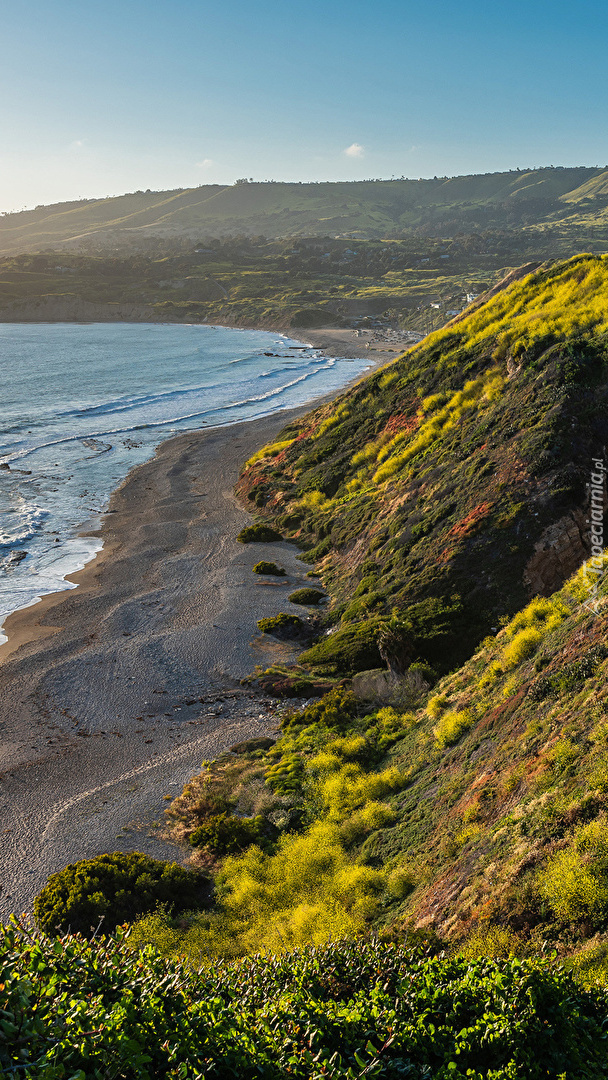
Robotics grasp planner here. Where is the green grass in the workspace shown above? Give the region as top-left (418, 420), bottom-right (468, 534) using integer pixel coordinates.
top-left (238, 255), bottom-right (608, 679)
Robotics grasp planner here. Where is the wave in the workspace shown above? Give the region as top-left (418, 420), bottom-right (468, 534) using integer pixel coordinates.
top-left (0, 502), bottom-right (49, 548)
top-left (0, 364), bottom-right (329, 465)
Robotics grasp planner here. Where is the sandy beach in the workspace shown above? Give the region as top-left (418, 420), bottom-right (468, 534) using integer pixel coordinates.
top-left (0, 408), bottom-right (320, 916)
top-left (0, 329), bottom-right (407, 917)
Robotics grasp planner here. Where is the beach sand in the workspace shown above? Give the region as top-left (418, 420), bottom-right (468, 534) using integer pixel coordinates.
top-left (0, 332), bottom-right (408, 917)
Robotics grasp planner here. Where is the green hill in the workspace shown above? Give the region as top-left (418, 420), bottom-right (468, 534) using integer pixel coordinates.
top-left (238, 254), bottom-right (608, 676)
top-left (0, 167), bottom-right (604, 253)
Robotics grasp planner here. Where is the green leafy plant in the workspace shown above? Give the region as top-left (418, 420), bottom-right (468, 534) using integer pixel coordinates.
top-left (4, 926), bottom-right (608, 1079)
top-left (34, 852), bottom-right (206, 936)
top-left (190, 812), bottom-right (265, 854)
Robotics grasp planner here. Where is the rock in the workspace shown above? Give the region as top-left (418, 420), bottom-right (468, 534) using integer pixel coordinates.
top-left (524, 509), bottom-right (589, 596)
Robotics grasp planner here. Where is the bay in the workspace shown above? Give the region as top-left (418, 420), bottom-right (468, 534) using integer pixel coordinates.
top-left (0, 322), bottom-right (371, 642)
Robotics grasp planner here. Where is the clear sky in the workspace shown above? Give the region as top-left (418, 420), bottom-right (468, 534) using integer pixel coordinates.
top-left (1, 0), bottom-right (607, 212)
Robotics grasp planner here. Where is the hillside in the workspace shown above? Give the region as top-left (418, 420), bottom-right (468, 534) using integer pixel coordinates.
top-left (0, 167), bottom-right (605, 253)
top-left (237, 255), bottom-right (608, 679)
top-left (0, 241), bottom-right (504, 333)
top-left (142, 559), bottom-right (608, 975)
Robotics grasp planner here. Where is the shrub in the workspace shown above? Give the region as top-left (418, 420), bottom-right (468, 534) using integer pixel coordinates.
top-left (190, 812), bottom-right (264, 855)
top-left (537, 848), bottom-right (608, 924)
top-left (237, 522), bottom-right (282, 543)
top-left (434, 708), bottom-right (474, 748)
top-left (299, 621), bottom-right (383, 675)
top-left (281, 687), bottom-right (360, 732)
top-left (34, 852), bottom-right (205, 936)
top-left (265, 753), bottom-right (305, 795)
top-left (257, 613), bottom-right (304, 638)
top-left (503, 627), bottom-right (543, 668)
top-left (253, 560), bottom-right (286, 575)
top-left (457, 925), bottom-right (523, 960)
top-left (3, 931), bottom-right (608, 1078)
top-left (288, 587), bottom-right (326, 605)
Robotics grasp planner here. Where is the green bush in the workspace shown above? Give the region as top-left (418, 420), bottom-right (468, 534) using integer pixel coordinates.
top-left (282, 687), bottom-right (360, 732)
top-left (434, 709), bottom-right (474, 748)
top-left (190, 812), bottom-right (264, 855)
top-left (257, 613), bottom-right (304, 638)
top-left (288, 587), bottom-right (326, 605)
top-left (2, 930), bottom-right (608, 1079)
top-left (34, 852), bottom-right (205, 936)
top-left (237, 522), bottom-right (282, 543)
top-left (265, 753), bottom-right (305, 795)
top-left (253, 560), bottom-right (286, 575)
top-left (299, 621), bottom-right (383, 675)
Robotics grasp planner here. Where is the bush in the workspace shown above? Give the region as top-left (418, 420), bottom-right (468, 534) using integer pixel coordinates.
top-left (281, 687), bottom-right (360, 731)
top-left (434, 709), bottom-right (474, 748)
top-left (237, 522), bottom-right (282, 543)
top-left (288, 587), bottom-right (326, 605)
top-left (299, 621), bottom-right (383, 675)
top-left (503, 627), bottom-right (543, 668)
top-left (190, 812), bottom-right (264, 855)
top-left (253, 560), bottom-right (286, 575)
top-left (257, 613), bottom-right (304, 638)
top-left (34, 852), bottom-right (205, 936)
top-left (537, 849), bottom-right (608, 924)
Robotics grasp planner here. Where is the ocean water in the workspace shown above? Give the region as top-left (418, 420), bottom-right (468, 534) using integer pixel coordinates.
top-left (0, 322), bottom-right (372, 643)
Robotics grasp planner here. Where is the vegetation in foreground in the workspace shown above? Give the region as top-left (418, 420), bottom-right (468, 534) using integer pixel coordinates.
top-left (2, 925), bottom-right (608, 1079)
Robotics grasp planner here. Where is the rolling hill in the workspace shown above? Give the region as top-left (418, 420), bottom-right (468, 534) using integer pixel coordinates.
top-left (0, 166), bottom-right (606, 253)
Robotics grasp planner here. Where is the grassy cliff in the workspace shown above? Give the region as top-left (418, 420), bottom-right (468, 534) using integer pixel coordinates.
top-left (238, 255), bottom-right (608, 678)
top-left (129, 559), bottom-right (608, 980)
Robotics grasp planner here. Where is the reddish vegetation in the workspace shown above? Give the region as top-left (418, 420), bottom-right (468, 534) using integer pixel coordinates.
top-left (445, 502), bottom-right (494, 542)
top-left (382, 409), bottom-right (420, 438)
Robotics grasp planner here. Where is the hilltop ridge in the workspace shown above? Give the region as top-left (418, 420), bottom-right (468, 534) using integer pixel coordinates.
top-left (1, 167), bottom-right (607, 254)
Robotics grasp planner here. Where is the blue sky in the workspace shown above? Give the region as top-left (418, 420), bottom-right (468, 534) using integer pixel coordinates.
top-left (1, 0), bottom-right (607, 211)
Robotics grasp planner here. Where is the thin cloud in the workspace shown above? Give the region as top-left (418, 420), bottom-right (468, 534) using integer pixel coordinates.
top-left (344, 143), bottom-right (365, 158)
top-left (196, 158), bottom-right (216, 170)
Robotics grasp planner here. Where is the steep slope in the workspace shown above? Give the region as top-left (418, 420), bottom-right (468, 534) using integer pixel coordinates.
top-left (0, 168), bottom-right (601, 253)
top-left (145, 557), bottom-right (608, 969)
top-left (237, 255), bottom-right (608, 678)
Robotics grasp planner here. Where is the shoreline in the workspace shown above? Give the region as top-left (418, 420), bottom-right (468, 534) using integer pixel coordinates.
top-left (0, 340), bottom-right (404, 919)
top-left (0, 322), bottom-right (412, 916)
top-left (0, 322), bottom-right (403, 654)
top-left (0, 408), bottom-right (322, 915)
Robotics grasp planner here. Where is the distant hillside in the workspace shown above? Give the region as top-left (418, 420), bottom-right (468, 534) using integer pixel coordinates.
top-left (0, 167), bottom-right (605, 253)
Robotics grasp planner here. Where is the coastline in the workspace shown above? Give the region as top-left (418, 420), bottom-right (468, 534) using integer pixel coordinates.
top-left (0, 322), bottom-right (401, 656)
top-left (0, 324), bottom-right (410, 916)
top-left (0, 408), bottom-right (318, 915)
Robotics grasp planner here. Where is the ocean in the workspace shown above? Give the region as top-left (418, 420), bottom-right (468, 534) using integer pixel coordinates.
top-left (0, 322), bottom-right (372, 643)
